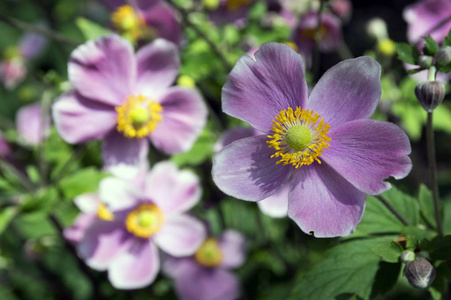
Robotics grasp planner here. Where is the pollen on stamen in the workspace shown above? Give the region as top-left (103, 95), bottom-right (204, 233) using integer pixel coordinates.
top-left (116, 95), bottom-right (163, 139)
top-left (267, 107), bottom-right (331, 168)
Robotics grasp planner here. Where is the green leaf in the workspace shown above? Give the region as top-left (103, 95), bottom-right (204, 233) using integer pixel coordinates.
top-left (423, 36), bottom-right (439, 56)
top-left (428, 262), bottom-right (451, 300)
top-left (418, 184), bottom-right (436, 228)
top-left (370, 261), bottom-right (402, 298)
top-left (0, 207), bottom-right (17, 235)
top-left (76, 17), bottom-right (112, 41)
top-left (371, 241), bottom-right (403, 263)
top-left (396, 43), bottom-right (421, 65)
top-left (408, 68), bottom-right (424, 74)
top-left (290, 237), bottom-right (396, 300)
top-left (353, 186), bottom-right (419, 237)
top-left (19, 188), bottom-right (59, 213)
top-left (58, 167), bottom-right (108, 200)
top-left (402, 226), bottom-right (434, 249)
top-left (420, 235), bottom-right (451, 260)
top-left (171, 127), bottom-right (215, 166)
top-left (443, 29), bottom-right (451, 47)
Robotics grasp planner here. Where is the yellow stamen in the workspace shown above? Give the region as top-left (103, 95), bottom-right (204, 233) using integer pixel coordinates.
top-left (97, 203), bottom-right (114, 221)
top-left (267, 107), bottom-right (331, 168)
top-left (111, 5), bottom-right (153, 41)
top-left (226, 0), bottom-right (251, 11)
top-left (116, 95), bottom-right (163, 139)
top-left (195, 238), bottom-right (223, 267)
top-left (301, 24), bottom-right (328, 39)
top-left (125, 204), bottom-right (164, 238)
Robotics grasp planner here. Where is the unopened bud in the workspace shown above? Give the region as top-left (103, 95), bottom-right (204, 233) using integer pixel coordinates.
top-left (414, 81), bottom-right (446, 112)
top-left (401, 250), bottom-right (415, 263)
top-left (367, 18), bottom-right (388, 40)
top-left (418, 55), bottom-right (433, 69)
top-left (405, 258), bottom-right (436, 289)
top-left (435, 46), bottom-right (451, 67)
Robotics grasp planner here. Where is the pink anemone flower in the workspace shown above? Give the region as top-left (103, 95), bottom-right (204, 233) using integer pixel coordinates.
top-left (52, 35), bottom-right (207, 174)
top-left (212, 43), bottom-right (412, 238)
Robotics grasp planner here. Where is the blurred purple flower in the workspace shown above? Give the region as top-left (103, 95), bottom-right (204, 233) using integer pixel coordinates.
top-left (0, 58), bottom-right (27, 90)
top-left (103, 0), bottom-right (182, 45)
top-left (19, 31), bottom-right (48, 60)
top-left (330, 0), bottom-right (352, 23)
top-left (164, 230), bottom-right (246, 300)
top-left (52, 35), bottom-right (207, 173)
top-left (77, 161), bottom-right (206, 289)
top-left (16, 102), bottom-right (51, 146)
top-left (209, 0), bottom-right (254, 28)
top-left (215, 127), bottom-right (288, 218)
top-left (212, 43), bottom-right (412, 237)
top-left (292, 11), bottom-right (342, 56)
top-left (404, 0), bottom-right (451, 46)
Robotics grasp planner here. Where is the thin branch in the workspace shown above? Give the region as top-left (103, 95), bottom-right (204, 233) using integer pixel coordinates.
top-left (0, 155), bottom-right (34, 192)
top-left (164, 0), bottom-right (233, 71)
top-left (375, 195), bottom-right (411, 226)
top-left (0, 15), bottom-right (80, 47)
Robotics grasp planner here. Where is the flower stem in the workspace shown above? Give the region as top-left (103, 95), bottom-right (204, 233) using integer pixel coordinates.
top-left (375, 195), bottom-right (410, 226)
top-left (0, 15), bottom-right (80, 47)
top-left (312, 0), bottom-right (325, 80)
top-left (425, 66), bottom-right (443, 235)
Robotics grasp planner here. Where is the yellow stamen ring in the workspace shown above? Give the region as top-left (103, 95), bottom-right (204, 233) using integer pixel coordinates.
top-left (116, 95), bottom-right (163, 139)
top-left (267, 107), bottom-right (331, 168)
top-left (97, 203), bottom-right (114, 221)
top-left (125, 204), bottom-right (164, 238)
top-left (195, 238), bottom-right (223, 267)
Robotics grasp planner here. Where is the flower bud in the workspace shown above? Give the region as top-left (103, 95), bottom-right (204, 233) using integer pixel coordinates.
top-left (435, 46), bottom-right (451, 67)
top-left (405, 258), bottom-right (436, 289)
top-left (414, 81), bottom-right (446, 112)
top-left (418, 55), bottom-right (433, 69)
top-left (401, 250), bottom-right (415, 263)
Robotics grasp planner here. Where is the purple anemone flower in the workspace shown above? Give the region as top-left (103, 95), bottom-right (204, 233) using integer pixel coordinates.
top-left (163, 230), bottom-right (246, 300)
top-left (212, 43), bottom-right (412, 237)
top-left (292, 11), bottom-right (342, 56)
top-left (215, 127), bottom-right (288, 218)
top-left (103, 0), bottom-right (182, 45)
top-left (52, 35), bottom-right (207, 174)
top-left (16, 102), bottom-right (51, 146)
top-left (404, 0), bottom-right (451, 46)
top-left (209, 0), bottom-right (254, 28)
top-left (77, 161), bottom-right (206, 289)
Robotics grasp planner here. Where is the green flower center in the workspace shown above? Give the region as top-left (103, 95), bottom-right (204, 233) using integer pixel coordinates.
top-left (285, 125), bottom-right (312, 151)
top-left (138, 210), bottom-right (158, 228)
top-left (129, 106), bottom-right (149, 127)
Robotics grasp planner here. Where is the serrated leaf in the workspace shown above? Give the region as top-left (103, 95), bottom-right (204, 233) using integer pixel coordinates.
top-left (58, 167), bottom-right (108, 200)
top-left (420, 235), bottom-right (451, 260)
top-left (371, 241), bottom-right (403, 263)
top-left (0, 207), bottom-right (17, 235)
top-left (396, 43), bottom-right (421, 65)
top-left (423, 36), bottom-right (439, 56)
top-left (443, 29), bottom-right (451, 47)
top-left (290, 237), bottom-right (396, 300)
top-left (352, 186), bottom-right (419, 237)
top-left (76, 17), bottom-right (112, 41)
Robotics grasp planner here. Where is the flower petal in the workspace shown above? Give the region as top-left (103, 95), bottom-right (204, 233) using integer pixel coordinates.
top-left (98, 176), bottom-right (140, 211)
top-left (74, 193), bottom-right (100, 214)
top-left (288, 163), bottom-right (366, 238)
top-left (135, 38), bottom-right (180, 97)
top-left (257, 182), bottom-right (289, 218)
top-left (52, 91), bottom-right (117, 143)
top-left (108, 239), bottom-right (159, 289)
top-left (140, 3), bottom-right (182, 46)
top-left (322, 119), bottom-right (412, 195)
top-left (102, 130), bottom-right (149, 176)
top-left (149, 87), bottom-right (207, 154)
top-left (222, 42), bottom-right (309, 132)
top-left (68, 34), bottom-right (136, 106)
top-left (154, 214), bottom-right (206, 257)
top-left (307, 56), bottom-right (381, 127)
top-left (219, 230), bottom-right (247, 269)
top-left (214, 127), bottom-right (260, 152)
top-left (174, 267), bottom-right (240, 300)
top-left (78, 220), bottom-right (132, 270)
top-left (144, 161), bottom-right (201, 215)
top-left (16, 102), bottom-right (50, 146)
top-left (64, 213), bottom-right (96, 244)
top-left (212, 135), bottom-right (290, 201)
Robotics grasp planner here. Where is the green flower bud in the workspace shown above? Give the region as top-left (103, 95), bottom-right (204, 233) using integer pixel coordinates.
top-left (401, 250), bottom-right (415, 263)
top-left (435, 46), bottom-right (451, 67)
top-left (414, 81), bottom-right (446, 112)
top-left (418, 55), bottom-right (433, 69)
top-left (405, 258), bottom-right (436, 289)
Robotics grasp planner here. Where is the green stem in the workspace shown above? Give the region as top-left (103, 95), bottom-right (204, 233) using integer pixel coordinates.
top-left (375, 195), bottom-right (410, 226)
top-left (425, 66), bottom-right (443, 235)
